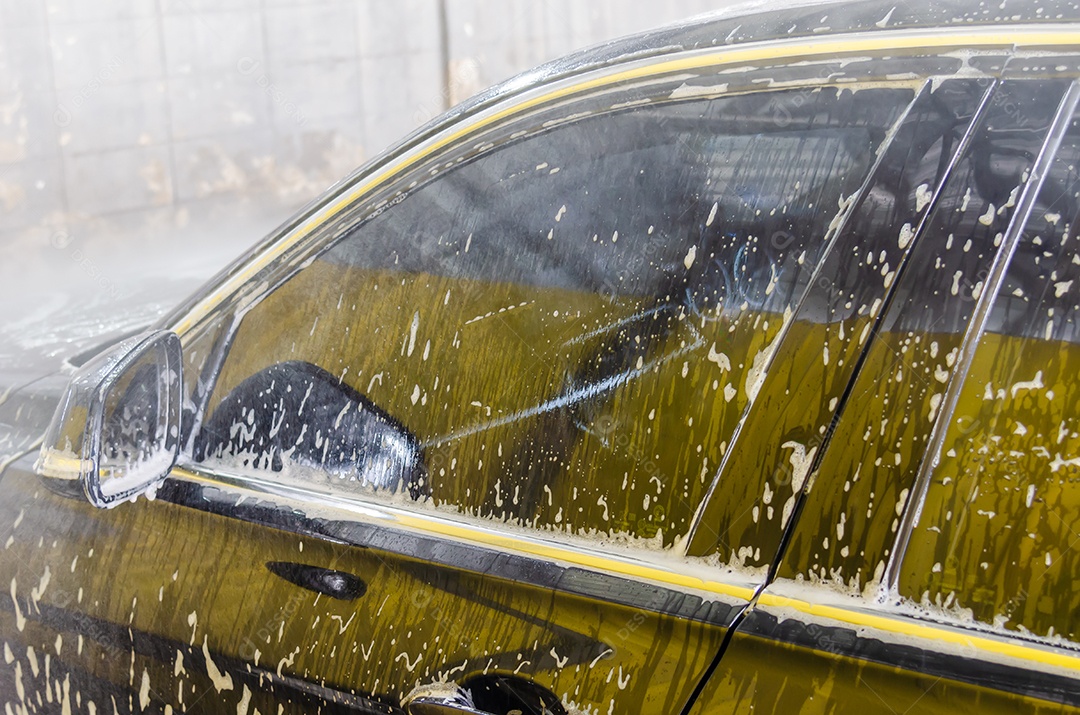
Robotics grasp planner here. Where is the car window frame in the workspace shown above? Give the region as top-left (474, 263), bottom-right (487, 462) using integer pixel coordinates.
top-left (156, 38), bottom-right (1080, 634)
top-left (167, 49), bottom-right (982, 563)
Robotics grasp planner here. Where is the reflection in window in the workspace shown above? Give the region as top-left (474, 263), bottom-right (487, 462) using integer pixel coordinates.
top-left (900, 112), bottom-right (1080, 641)
top-left (195, 85), bottom-right (912, 546)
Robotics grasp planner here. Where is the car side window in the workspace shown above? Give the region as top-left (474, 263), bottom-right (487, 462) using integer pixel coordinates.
top-left (192, 82), bottom-right (914, 547)
top-left (685, 78), bottom-right (993, 569)
top-left (897, 102), bottom-right (1080, 642)
top-left (776, 80), bottom-right (1072, 590)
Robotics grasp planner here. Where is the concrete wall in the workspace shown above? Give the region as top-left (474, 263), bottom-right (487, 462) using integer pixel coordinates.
top-left (0, 0), bottom-right (720, 245)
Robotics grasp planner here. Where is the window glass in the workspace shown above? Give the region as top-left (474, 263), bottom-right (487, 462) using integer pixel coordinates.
top-left (899, 103), bottom-right (1080, 641)
top-left (775, 80), bottom-right (1070, 590)
top-left (193, 84), bottom-right (913, 547)
top-left (687, 79), bottom-right (990, 568)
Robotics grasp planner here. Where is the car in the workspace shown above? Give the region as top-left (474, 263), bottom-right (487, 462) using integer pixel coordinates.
top-left (3, 0), bottom-right (1080, 713)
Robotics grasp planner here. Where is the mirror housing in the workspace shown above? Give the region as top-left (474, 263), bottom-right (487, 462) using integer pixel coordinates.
top-left (36, 330), bottom-right (183, 507)
top-left (194, 360), bottom-right (427, 499)
top-left (402, 684), bottom-right (489, 715)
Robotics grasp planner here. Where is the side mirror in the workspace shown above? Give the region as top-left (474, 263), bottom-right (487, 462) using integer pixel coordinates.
top-left (36, 330), bottom-right (183, 507)
top-left (194, 360), bottom-right (427, 499)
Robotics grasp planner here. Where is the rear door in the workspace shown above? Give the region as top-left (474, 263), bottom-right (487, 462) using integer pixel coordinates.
top-left (688, 66), bottom-right (1080, 714)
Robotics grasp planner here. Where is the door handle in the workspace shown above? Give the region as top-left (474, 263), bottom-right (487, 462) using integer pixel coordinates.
top-left (265, 561), bottom-right (366, 601)
top-left (404, 693), bottom-right (491, 715)
top-left (404, 677), bottom-right (563, 715)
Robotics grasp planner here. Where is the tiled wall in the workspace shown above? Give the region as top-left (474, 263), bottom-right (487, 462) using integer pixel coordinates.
top-left (0, 0), bottom-right (719, 240)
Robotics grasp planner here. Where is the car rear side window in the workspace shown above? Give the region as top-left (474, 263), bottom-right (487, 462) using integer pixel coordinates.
top-left (897, 98), bottom-right (1080, 642)
top-left (774, 80), bottom-right (1073, 591)
top-left (193, 82), bottom-right (914, 548)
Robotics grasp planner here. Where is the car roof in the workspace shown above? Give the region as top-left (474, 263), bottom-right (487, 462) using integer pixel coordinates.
top-left (434, 0), bottom-right (1080, 139)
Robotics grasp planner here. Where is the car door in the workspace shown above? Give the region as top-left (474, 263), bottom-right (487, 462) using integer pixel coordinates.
top-left (688, 64), bottom-right (1080, 713)
top-left (2, 45), bottom-right (937, 715)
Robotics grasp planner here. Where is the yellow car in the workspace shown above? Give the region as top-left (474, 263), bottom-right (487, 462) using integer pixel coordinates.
top-left (3, 0), bottom-right (1080, 713)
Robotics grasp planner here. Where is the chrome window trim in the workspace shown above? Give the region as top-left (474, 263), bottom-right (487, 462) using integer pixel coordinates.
top-left (159, 27), bottom-right (1080, 342)
top-left (164, 464), bottom-right (756, 621)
